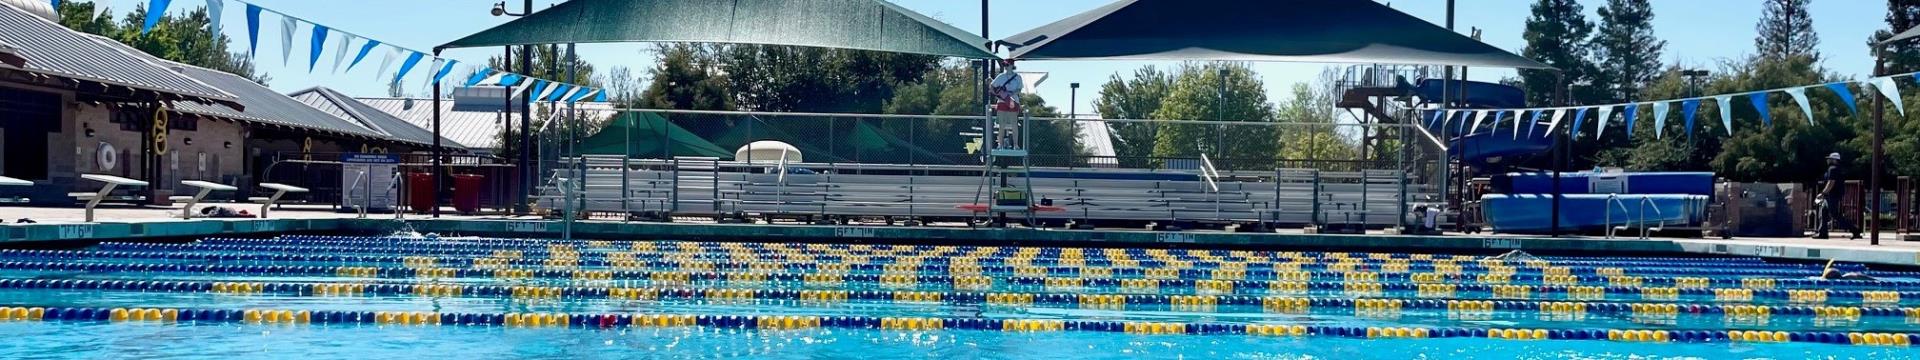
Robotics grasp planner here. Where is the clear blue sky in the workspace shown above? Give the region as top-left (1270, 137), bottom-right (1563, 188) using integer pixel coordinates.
top-left (89, 0), bottom-right (1887, 117)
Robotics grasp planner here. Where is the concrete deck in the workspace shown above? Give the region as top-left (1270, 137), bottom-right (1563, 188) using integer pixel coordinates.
top-left (0, 206), bottom-right (1915, 267)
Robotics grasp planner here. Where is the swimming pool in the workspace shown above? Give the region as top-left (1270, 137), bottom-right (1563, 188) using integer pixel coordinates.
top-left (1, 236), bottom-right (1917, 359)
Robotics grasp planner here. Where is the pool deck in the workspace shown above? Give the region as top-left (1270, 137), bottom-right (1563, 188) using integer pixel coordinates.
top-left (0, 205), bottom-right (1916, 267)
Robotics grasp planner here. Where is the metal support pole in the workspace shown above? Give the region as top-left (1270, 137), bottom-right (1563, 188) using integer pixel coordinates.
top-left (516, 0), bottom-right (534, 215)
top-left (1550, 73), bottom-right (1565, 237)
top-left (1872, 48), bottom-right (1887, 245)
top-left (431, 49), bottom-right (444, 218)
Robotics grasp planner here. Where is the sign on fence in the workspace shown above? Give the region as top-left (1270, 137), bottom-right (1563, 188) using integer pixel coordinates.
top-left (341, 153), bottom-right (399, 211)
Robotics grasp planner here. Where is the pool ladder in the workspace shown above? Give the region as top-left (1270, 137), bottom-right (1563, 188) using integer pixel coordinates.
top-left (1605, 194), bottom-right (1666, 239)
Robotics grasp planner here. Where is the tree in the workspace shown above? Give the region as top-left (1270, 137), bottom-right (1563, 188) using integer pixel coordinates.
top-left (1591, 0), bottom-right (1664, 103)
top-left (1756, 0), bottom-right (1820, 62)
top-left (1149, 63), bottom-right (1277, 170)
top-left (1870, 0), bottom-right (1920, 74)
top-left (637, 44), bottom-right (731, 111)
top-left (1519, 0), bottom-right (1600, 106)
top-left (1093, 67), bottom-right (1173, 168)
top-left (1274, 83), bottom-right (1358, 169)
top-left (718, 45), bottom-right (941, 113)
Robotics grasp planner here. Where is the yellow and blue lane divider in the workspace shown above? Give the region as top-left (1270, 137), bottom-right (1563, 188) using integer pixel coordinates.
top-left (8, 278), bottom-right (1920, 323)
top-left (22, 247), bottom-right (1859, 281)
top-left (1, 305), bottom-right (1914, 346)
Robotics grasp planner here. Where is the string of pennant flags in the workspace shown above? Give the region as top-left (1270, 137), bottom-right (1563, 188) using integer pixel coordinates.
top-left (66, 0), bottom-right (607, 103)
top-left (1429, 70), bottom-right (1919, 142)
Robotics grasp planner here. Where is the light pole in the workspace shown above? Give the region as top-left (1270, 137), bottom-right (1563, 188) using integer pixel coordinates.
top-left (1068, 82), bottom-right (1080, 119)
top-left (491, 1), bottom-right (534, 215)
top-left (1680, 69), bottom-right (1710, 98)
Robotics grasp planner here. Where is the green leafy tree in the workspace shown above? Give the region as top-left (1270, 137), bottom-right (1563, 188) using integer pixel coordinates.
top-left (1591, 0), bottom-right (1663, 103)
top-left (1871, 0), bottom-right (1920, 74)
top-left (1149, 63), bottom-right (1277, 170)
top-left (1756, 0), bottom-right (1821, 62)
top-left (1274, 83), bottom-right (1358, 169)
top-left (1093, 67), bottom-right (1173, 168)
top-left (1519, 0), bottom-right (1600, 106)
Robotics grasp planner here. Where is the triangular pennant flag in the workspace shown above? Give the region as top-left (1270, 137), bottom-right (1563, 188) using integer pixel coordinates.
top-left (1425, 110), bottom-right (1443, 129)
top-left (526, 81), bottom-right (549, 104)
top-left (278, 16), bottom-right (296, 66)
top-left (1873, 76), bottom-right (1905, 115)
top-left (1546, 108), bottom-right (1568, 136)
top-left (1594, 106), bottom-right (1614, 140)
top-left (347, 40), bottom-right (380, 72)
top-left (567, 89), bottom-right (594, 103)
top-left (1523, 110), bottom-right (1541, 139)
top-left (1650, 102), bottom-right (1669, 139)
top-left (373, 46), bottom-right (401, 82)
top-left (1440, 110), bottom-right (1456, 130)
top-left (1785, 86), bottom-right (1815, 125)
top-left (141, 0), bottom-right (173, 34)
top-left (1569, 107), bottom-right (1590, 138)
top-left (546, 84), bottom-right (574, 102)
top-left (205, 0), bottom-right (222, 38)
top-left (244, 4), bottom-right (261, 56)
top-left (392, 52), bottom-right (425, 85)
top-left (431, 59), bottom-right (460, 85)
top-left (465, 68), bottom-right (496, 88)
top-left (1468, 111), bottom-right (1488, 135)
top-left (594, 90), bottom-right (609, 103)
top-left (1714, 95), bottom-right (1733, 135)
top-left (307, 25), bottom-right (329, 72)
top-left (1825, 82), bottom-right (1859, 115)
top-left (331, 33), bottom-right (353, 73)
top-left (1624, 104), bottom-right (1641, 139)
top-left (1680, 99), bottom-right (1700, 139)
top-left (497, 73), bottom-right (524, 87)
top-left (1749, 92), bottom-right (1773, 127)
top-left (420, 58), bottom-right (443, 91)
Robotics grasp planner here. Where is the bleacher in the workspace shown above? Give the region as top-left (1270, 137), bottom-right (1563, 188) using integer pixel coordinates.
top-left (536, 157), bottom-right (1424, 229)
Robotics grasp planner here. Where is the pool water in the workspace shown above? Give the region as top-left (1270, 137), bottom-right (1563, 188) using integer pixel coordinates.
top-left (1, 236), bottom-right (1918, 359)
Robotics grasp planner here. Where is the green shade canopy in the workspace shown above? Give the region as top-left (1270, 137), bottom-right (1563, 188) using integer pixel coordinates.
top-left (580, 112), bottom-right (734, 159)
top-left (437, 0), bottom-right (996, 59)
top-left (1001, 0), bottom-right (1548, 69)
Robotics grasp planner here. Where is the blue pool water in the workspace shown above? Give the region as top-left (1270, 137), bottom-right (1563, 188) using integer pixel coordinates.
top-left (1, 236), bottom-right (1918, 359)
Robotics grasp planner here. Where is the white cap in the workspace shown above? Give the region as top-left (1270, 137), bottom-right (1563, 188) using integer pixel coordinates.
top-left (1828, 152), bottom-right (1842, 160)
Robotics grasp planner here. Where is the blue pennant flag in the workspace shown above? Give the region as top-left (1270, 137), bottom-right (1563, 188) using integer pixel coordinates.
top-left (206, 0), bottom-right (223, 39)
top-left (1425, 110), bottom-right (1443, 129)
top-left (51, 0), bottom-right (59, 8)
top-left (546, 85), bottom-right (574, 102)
top-left (1825, 82), bottom-right (1859, 115)
top-left (1681, 99), bottom-right (1700, 139)
top-left (1749, 92), bottom-right (1772, 126)
top-left (1569, 107), bottom-right (1590, 138)
top-left (1525, 110), bottom-right (1543, 139)
top-left (431, 60), bottom-right (459, 85)
top-left (1623, 105), bottom-right (1640, 139)
top-left (594, 90), bottom-right (608, 103)
top-left (307, 25), bottom-right (329, 72)
top-left (391, 52), bottom-right (424, 85)
top-left (142, 0), bottom-right (173, 34)
top-left (463, 68), bottom-right (495, 87)
top-left (245, 4), bottom-right (261, 55)
top-left (1490, 111), bottom-right (1506, 133)
top-left (346, 40), bottom-right (379, 72)
top-left (526, 81), bottom-right (549, 103)
top-left (497, 73), bottom-right (524, 87)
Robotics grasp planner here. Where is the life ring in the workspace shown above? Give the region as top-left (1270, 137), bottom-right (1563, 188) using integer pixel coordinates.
top-left (96, 142), bottom-right (117, 170)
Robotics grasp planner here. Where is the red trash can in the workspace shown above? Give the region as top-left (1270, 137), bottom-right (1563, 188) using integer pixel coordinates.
top-left (406, 172), bottom-right (434, 213)
top-left (452, 174), bottom-right (484, 215)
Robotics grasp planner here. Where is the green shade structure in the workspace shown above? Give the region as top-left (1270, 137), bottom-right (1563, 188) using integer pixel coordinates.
top-left (437, 0), bottom-right (995, 59)
top-left (579, 112), bottom-right (734, 159)
top-left (1001, 0), bottom-right (1548, 68)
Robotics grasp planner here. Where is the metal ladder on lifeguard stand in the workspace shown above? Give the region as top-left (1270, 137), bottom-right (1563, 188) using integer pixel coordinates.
top-left (976, 107), bottom-right (1035, 228)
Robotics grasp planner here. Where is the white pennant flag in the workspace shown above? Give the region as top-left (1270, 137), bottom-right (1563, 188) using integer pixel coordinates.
top-left (373, 46), bottom-right (402, 83)
top-left (206, 0), bottom-right (224, 39)
top-left (331, 33), bottom-right (354, 73)
top-left (1441, 110), bottom-right (1457, 128)
top-left (279, 16), bottom-right (297, 66)
top-left (1874, 76), bottom-right (1905, 115)
top-left (1651, 102), bottom-right (1671, 139)
top-left (1714, 95), bottom-right (1734, 135)
top-left (1547, 108), bottom-right (1568, 135)
top-left (1469, 111), bottom-right (1489, 135)
top-left (1595, 106), bottom-right (1615, 140)
top-left (1511, 110), bottom-right (1524, 139)
top-left (1784, 87), bottom-right (1815, 125)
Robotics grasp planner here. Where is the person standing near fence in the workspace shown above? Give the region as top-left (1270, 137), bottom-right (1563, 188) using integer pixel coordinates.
top-left (1815, 152), bottom-right (1861, 240)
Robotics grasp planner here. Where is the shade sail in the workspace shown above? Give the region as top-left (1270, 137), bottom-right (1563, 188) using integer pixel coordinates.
top-left (1001, 0), bottom-right (1548, 69)
top-left (580, 112), bottom-right (734, 159)
top-left (1884, 26), bottom-right (1920, 46)
top-left (437, 0), bottom-right (996, 59)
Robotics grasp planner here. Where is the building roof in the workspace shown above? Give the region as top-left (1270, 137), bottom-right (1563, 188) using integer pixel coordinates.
top-left (0, 2), bottom-right (239, 104)
top-left (289, 87), bottom-right (467, 150)
top-left (1001, 0), bottom-right (1547, 69)
top-left (166, 65), bottom-right (394, 140)
top-left (356, 88), bottom-right (619, 151)
top-left (436, 0), bottom-right (995, 59)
